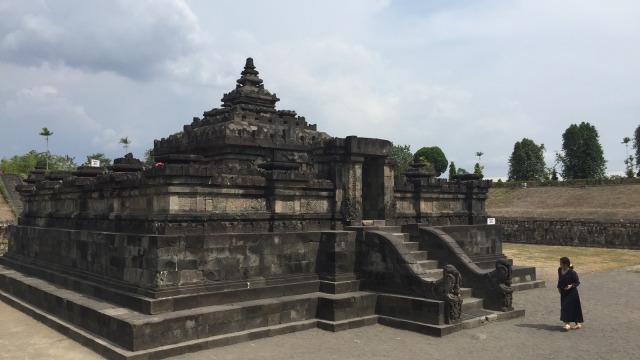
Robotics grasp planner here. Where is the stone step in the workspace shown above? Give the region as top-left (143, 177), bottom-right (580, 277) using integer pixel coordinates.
top-left (316, 314), bottom-right (379, 332)
top-left (392, 232), bottom-right (410, 242)
top-left (511, 280), bottom-right (546, 291)
top-left (0, 286), bottom-right (319, 360)
top-left (416, 259), bottom-right (439, 270)
top-left (0, 255), bottom-right (321, 315)
top-left (350, 220), bottom-right (387, 227)
top-left (378, 307), bottom-right (525, 337)
top-left (0, 265), bottom-right (385, 355)
top-left (511, 265), bottom-right (539, 282)
top-left (469, 255), bottom-right (512, 270)
top-left (319, 279), bottom-right (362, 294)
top-left (375, 293), bottom-right (445, 325)
top-left (410, 251), bottom-right (428, 261)
top-left (0, 174), bottom-right (24, 214)
top-left (460, 287), bottom-right (473, 298)
top-left (420, 269), bottom-right (444, 279)
top-left (461, 296), bottom-right (484, 312)
top-left (316, 292), bottom-right (378, 322)
top-left (0, 265), bottom-right (328, 352)
top-left (403, 241), bottom-right (419, 251)
top-left (379, 225), bottom-right (402, 233)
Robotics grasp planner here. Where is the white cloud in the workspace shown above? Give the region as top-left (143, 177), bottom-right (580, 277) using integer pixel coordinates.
top-left (0, 0), bottom-right (204, 80)
top-left (1, 0), bottom-right (639, 178)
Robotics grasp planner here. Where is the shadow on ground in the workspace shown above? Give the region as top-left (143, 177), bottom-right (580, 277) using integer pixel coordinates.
top-left (515, 323), bottom-right (562, 332)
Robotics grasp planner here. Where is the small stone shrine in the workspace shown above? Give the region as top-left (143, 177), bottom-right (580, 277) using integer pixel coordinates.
top-left (0, 58), bottom-right (542, 359)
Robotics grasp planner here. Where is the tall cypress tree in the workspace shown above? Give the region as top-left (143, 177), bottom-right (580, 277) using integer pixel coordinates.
top-left (633, 125), bottom-right (640, 171)
top-left (508, 138), bottom-right (546, 181)
top-left (560, 122), bottom-right (606, 179)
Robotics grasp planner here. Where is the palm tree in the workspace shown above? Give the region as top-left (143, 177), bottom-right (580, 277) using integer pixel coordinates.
top-left (39, 127), bottom-right (53, 152)
top-left (39, 127), bottom-right (53, 170)
top-left (623, 137), bottom-right (631, 158)
top-left (119, 136), bottom-right (131, 153)
top-left (475, 151), bottom-right (484, 164)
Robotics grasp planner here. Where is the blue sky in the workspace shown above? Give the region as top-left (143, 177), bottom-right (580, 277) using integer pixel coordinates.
top-left (1, 0), bottom-right (639, 178)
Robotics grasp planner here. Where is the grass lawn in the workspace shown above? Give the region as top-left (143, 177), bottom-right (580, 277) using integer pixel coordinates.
top-left (503, 243), bottom-right (640, 281)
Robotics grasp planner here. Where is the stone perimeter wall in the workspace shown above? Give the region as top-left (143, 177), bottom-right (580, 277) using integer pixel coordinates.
top-left (497, 217), bottom-right (640, 249)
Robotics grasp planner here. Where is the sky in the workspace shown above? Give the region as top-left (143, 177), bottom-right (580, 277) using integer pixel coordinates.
top-left (1, 0), bottom-right (639, 178)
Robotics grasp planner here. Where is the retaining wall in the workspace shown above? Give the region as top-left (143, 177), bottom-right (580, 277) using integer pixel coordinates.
top-left (0, 221), bottom-right (14, 254)
top-left (497, 217), bottom-right (640, 249)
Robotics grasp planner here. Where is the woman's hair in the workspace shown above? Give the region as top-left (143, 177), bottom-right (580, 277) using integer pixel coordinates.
top-left (560, 256), bottom-right (574, 269)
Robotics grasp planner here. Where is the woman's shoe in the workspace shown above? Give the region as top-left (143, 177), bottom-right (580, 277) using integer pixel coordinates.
top-left (572, 323), bottom-right (582, 330)
top-left (563, 324), bottom-right (571, 331)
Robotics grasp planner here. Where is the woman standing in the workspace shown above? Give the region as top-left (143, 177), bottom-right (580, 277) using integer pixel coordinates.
top-left (557, 256), bottom-right (584, 331)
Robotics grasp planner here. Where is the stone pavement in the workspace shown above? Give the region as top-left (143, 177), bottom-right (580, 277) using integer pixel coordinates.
top-left (1, 266), bottom-right (639, 360)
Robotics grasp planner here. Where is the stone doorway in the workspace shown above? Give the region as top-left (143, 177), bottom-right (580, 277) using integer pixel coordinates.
top-left (361, 156), bottom-right (386, 220)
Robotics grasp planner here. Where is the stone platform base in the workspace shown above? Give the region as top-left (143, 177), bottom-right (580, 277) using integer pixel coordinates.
top-left (0, 288), bottom-right (320, 360)
top-left (0, 262), bottom-right (525, 360)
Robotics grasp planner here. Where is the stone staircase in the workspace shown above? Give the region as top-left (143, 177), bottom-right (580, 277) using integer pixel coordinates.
top-left (347, 220), bottom-right (524, 336)
top-left (469, 253), bottom-right (545, 291)
top-left (0, 174), bottom-right (23, 215)
top-left (356, 220), bottom-right (534, 291)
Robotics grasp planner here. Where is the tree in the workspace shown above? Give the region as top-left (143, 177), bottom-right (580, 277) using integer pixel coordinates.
top-left (559, 122), bottom-right (606, 180)
top-left (414, 146), bottom-right (448, 177)
top-left (622, 137), bottom-right (631, 158)
top-left (119, 136), bottom-right (132, 153)
top-left (39, 127), bottom-right (53, 170)
top-left (448, 161), bottom-right (457, 180)
top-left (144, 149), bottom-right (156, 168)
top-left (474, 163), bottom-right (484, 175)
top-left (50, 155), bottom-right (78, 171)
top-left (0, 151), bottom-right (78, 178)
top-left (508, 138), bottom-right (546, 181)
top-left (622, 137), bottom-right (634, 178)
top-left (475, 151), bottom-right (483, 164)
top-left (633, 125), bottom-right (640, 171)
top-left (85, 153), bottom-right (112, 169)
top-left (39, 127), bottom-right (53, 152)
top-left (624, 155), bottom-right (635, 178)
top-left (0, 151), bottom-right (39, 178)
top-left (388, 144), bottom-right (413, 174)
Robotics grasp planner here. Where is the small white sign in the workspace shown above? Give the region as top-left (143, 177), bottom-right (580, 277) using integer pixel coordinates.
top-left (487, 218), bottom-right (496, 225)
top-left (90, 159), bottom-right (100, 167)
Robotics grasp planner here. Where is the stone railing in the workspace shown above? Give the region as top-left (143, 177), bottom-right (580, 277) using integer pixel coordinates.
top-left (497, 217), bottom-right (640, 249)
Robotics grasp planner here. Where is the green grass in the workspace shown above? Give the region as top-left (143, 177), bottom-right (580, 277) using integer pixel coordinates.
top-left (503, 243), bottom-right (640, 281)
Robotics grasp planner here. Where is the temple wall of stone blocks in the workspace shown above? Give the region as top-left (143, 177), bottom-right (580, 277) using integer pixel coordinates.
top-left (498, 217), bottom-right (640, 249)
top-left (432, 224), bottom-right (504, 257)
top-left (8, 226), bottom-right (326, 289)
top-left (16, 169), bottom-right (492, 234)
top-left (390, 176), bottom-right (491, 226)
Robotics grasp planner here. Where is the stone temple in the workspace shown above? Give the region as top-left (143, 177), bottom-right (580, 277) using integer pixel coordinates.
top-left (0, 58), bottom-right (542, 359)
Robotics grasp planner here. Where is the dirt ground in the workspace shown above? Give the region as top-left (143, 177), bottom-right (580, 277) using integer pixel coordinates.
top-left (503, 243), bottom-right (640, 281)
top-left (486, 184), bottom-right (640, 219)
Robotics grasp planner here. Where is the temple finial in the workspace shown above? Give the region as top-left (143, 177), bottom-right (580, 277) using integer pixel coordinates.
top-left (238, 57), bottom-right (261, 86)
top-left (222, 57), bottom-right (279, 108)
